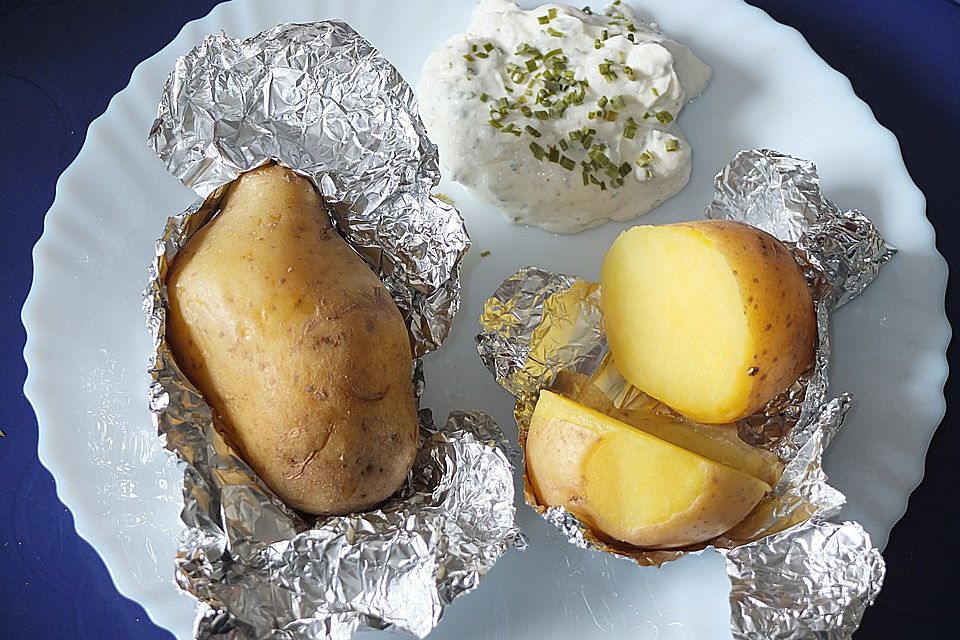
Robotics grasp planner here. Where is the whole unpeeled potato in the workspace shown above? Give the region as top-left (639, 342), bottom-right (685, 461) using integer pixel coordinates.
top-left (166, 164), bottom-right (419, 515)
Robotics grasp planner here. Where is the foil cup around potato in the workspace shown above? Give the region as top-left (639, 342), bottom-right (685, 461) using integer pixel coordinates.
top-left (144, 21), bottom-right (519, 639)
top-left (476, 149), bottom-right (889, 639)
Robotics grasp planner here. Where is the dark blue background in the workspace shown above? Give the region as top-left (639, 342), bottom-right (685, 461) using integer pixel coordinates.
top-left (1, 1), bottom-right (957, 638)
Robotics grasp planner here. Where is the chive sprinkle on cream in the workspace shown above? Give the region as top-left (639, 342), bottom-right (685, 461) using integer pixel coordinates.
top-left (416, 0), bottom-right (711, 231)
top-left (466, 4), bottom-right (694, 192)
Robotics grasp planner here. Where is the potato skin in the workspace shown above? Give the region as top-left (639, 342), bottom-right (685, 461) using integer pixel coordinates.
top-left (670, 220), bottom-right (816, 419)
top-left (526, 391), bottom-right (770, 549)
top-left (166, 164), bottom-right (418, 515)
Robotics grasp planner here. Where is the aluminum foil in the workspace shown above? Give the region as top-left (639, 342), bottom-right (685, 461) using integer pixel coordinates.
top-left (149, 21), bottom-right (469, 357)
top-left (476, 150), bottom-right (890, 637)
top-left (707, 148), bottom-right (896, 310)
top-left (724, 520), bottom-right (884, 640)
top-left (145, 22), bottom-right (518, 639)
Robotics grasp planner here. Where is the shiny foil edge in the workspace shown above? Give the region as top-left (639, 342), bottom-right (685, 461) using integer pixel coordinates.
top-left (144, 21), bottom-right (519, 640)
top-left (475, 149), bottom-right (892, 636)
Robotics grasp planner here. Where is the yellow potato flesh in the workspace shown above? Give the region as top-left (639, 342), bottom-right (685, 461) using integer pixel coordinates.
top-left (527, 391), bottom-right (770, 548)
top-left (583, 431), bottom-right (705, 530)
top-left (600, 221), bottom-right (815, 423)
top-left (551, 371), bottom-right (782, 487)
top-left (619, 412), bottom-right (781, 487)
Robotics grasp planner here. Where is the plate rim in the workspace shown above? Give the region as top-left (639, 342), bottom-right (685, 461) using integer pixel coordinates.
top-left (20, 0), bottom-right (952, 636)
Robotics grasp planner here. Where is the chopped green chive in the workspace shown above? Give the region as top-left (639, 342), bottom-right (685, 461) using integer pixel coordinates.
top-left (547, 27), bottom-right (564, 37)
top-left (538, 14), bottom-right (551, 24)
top-left (484, 42), bottom-right (494, 52)
top-left (488, 119), bottom-right (503, 129)
top-left (665, 139), bottom-right (680, 152)
top-left (637, 150), bottom-right (654, 166)
top-left (589, 147), bottom-right (610, 165)
top-left (597, 95), bottom-right (608, 108)
top-left (529, 141), bottom-right (545, 159)
top-left (623, 117), bottom-right (638, 139)
top-left (480, 250), bottom-right (491, 257)
top-left (559, 155), bottom-right (576, 170)
top-left (548, 146), bottom-right (560, 163)
top-left (525, 125), bottom-right (542, 137)
top-left (618, 161), bottom-right (632, 178)
top-left (652, 87), bottom-right (660, 97)
top-left (598, 61), bottom-right (617, 82)
top-left (603, 110), bottom-right (619, 121)
top-left (548, 7), bottom-right (558, 19)
top-left (655, 110), bottom-right (674, 124)
top-left (559, 138), bottom-right (569, 151)
top-left (516, 43), bottom-right (542, 57)
top-left (479, 92), bottom-right (489, 102)
top-left (463, 54), bottom-right (475, 62)
top-left (611, 95), bottom-right (626, 110)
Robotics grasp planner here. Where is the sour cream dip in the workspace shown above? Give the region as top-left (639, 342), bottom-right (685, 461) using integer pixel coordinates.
top-left (418, 0), bottom-right (710, 233)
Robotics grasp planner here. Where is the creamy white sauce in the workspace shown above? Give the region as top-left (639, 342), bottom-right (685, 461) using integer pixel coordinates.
top-left (417, 0), bottom-right (710, 233)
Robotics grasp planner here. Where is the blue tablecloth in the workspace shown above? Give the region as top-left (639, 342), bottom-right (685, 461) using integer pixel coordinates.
top-left (1, 1), bottom-right (957, 638)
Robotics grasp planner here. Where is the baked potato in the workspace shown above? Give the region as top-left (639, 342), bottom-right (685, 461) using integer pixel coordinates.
top-left (166, 164), bottom-right (419, 515)
top-left (526, 390), bottom-right (770, 549)
top-left (600, 220), bottom-right (816, 423)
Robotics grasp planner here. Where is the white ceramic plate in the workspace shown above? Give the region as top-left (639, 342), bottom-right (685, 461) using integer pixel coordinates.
top-left (22, 1), bottom-right (949, 638)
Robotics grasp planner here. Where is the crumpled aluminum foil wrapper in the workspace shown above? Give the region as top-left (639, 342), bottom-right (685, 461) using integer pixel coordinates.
top-left (707, 148), bottom-right (896, 310)
top-left (144, 21), bottom-right (518, 639)
top-left (476, 150), bottom-right (890, 638)
top-left (149, 21), bottom-right (469, 357)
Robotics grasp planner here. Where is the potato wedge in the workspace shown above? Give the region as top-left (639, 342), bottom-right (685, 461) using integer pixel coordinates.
top-left (550, 370), bottom-right (782, 487)
top-left (527, 390), bottom-right (770, 549)
top-left (600, 220), bottom-right (816, 423)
